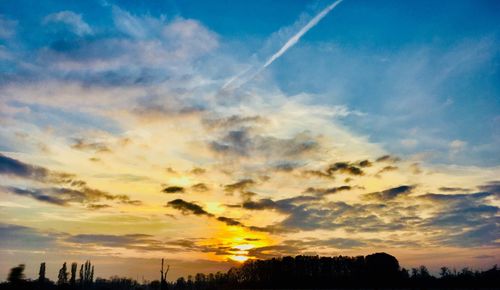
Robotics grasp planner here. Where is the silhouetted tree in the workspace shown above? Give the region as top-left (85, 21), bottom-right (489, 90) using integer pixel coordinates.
top-left (440, 266), bottom-right (451, 277)
top-left (7, 264), bottom-right (25, 284)
top-left (57, 262), bottom-right (68, 285)
top-left (160, 258), bottom-right (170, 290)
top-left (76, 260), bottom-right (94, 288)
top-left (70, 263), bottom-right (77, 288)
top-left (78, 264), bottom-right (83, 285)
top-left (366, 252), bottom-right (401, 286)
top-left (2, 254), bottom-right (500, 290)
top-left (38, 262), bottom-right (46, 285)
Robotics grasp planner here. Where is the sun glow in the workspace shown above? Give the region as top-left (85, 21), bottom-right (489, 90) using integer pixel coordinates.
top-left (230, 255), bottom-right (250, 262)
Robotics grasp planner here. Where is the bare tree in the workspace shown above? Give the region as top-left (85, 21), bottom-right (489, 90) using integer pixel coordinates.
top-left (160, 258), bottom-right (170, 290)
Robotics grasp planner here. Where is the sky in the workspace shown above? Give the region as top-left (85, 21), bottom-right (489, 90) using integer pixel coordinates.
top-left (0, 0), bottom-right (499, 282)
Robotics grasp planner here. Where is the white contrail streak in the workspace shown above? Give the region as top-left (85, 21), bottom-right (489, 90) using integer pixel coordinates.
top-left (262, 0), bottom-right (343, 69)
top-left (221, 0), bottom-right (343, 91)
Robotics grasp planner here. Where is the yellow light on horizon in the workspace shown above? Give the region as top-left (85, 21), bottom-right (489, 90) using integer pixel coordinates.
top-left (233, 244), bottom-right (254, 251)
top-left (230, 255), bottom-right (249, 262)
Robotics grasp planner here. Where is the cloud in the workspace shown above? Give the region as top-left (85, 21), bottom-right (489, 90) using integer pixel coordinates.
top-left (191, 183), bottom-right (209, 192)
top-left (167, 199), bottom-right (213, 216)
top-left (375, 155), bottom-right (401, 163)
top-left (216, 216), bottom-right (244, 227)
top-left (203, 115), bottom-right (265, 130)
top-left (71, 138), bottom-right (111, 153)
top-left (190, 168), bottom-right (206, 175)
top-left (0, 153), bottom-right (49, 180)
top-left (0, 153), bottom-right (88, 186)
top-left (224, 179), bottom-right (255, 194)
top-left (364, 185), bottom-right (415, 201)
top-left (2, 186), bottom-right (67, 205)
top-left (2, 185), bottom-right (142, 207)
top-left (0, 15), bottom-right (17, 39)
top-left (210, 129), bottom-right (320, 159)
top-left (357, 160), bottom-right (372, 167)
top-left (375, 165), bottom-right (398, 176)
top-left (87, 204), bottom-right (111, 210)
top-left (326, 162), bottom-right (364, 176)
top-left (439, 186), bottom-right (470, 192)
top-left (242, 198), bottom-right (278, 210)
top-left (162, 186), bottom-right (185, 194)
top-left (304, 185), bottom-right (353, 196)
top-left (0, 223), bottom-right (57, 250)
top-left (43, 11), bottom-right (93, 36)
top-left (478, 181), bottom-right (500, 195)
top-left (64, 233), bottom-right (218, 253)
top-left (0, 154), bottom-right (141, 207)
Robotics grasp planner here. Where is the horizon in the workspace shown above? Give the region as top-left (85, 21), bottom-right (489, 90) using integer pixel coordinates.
top-left (0, 0), bottom-right (499, 282)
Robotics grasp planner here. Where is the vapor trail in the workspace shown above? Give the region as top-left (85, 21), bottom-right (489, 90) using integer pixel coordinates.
top-left (222, 0), bottom-right (344, 91)
top-left (262, 0), bottom-right (343, 69)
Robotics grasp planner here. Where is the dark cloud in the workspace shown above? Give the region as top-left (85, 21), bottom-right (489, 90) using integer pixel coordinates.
top-left (364, 185), bottom-right (415, 201)
top-left (437, 224), bottom-right (499, 247)
top-left (0, 153), bottom-right (49, 180)
top-left (438, 186), bottom-right (470, 192)
top-left (224, 179), bottom-right (255, 194)
top-left (165, 167), bottom-right (178, 175)
top-left (162, 186), bottom-right (185, 194)
top-left (216, 216), bottom-right (243, 227)
top-left (190, 167), bottom-right (206, 175)
top-left (302, 169), bottom-right (333, 179)
top-left (301, 162), bottom-right (365, 180)
top-left (240, 191), bottom-right (257, 201)
top-left (65, 233), bottom-right (199, 252)
top-left (304, 185), bottom-right (352, 196)
top-left (242, 198), bottom-right (278, 211)
top-left (167, 199), bottom-right (263, 230)
top-left (209, 129), bottom-right (319, 158)
top-left (2, 185), bottom-right (141, 207)
top-left (376, 155), bottom-right (401, 163)
top-left (0, 223), bottom-right (57, 250)
top-left (357, 160), bottom-right (372, 167)
top-left (327, 162), bottom-right (364, 176)
top-left (191, 183), bottom-right (209, 192)
top-left (413, 186), bottom-right (499, 247)
top-left (71, 138), bottom-right (111, 153)
top-left (0, 154), bottom-right (140, 207)
top-left (478, 181), bottom-right (500, 195)
top-left (419, 191), bottom-right (493, 202)
top-left (210, 129), bottom-right (251, 156)
top-left (273, 161), bottom-right (300, 172)
top-left (87, 204), bottom-right (111, 210)
top-left (3, 186), bottom-right (67, 205)
top-left (203, 115), bottom-right (264, 130)
top-left (167, 199), bottom-right (213, 216)
top-left (376, 165), bottom-right (398, 176)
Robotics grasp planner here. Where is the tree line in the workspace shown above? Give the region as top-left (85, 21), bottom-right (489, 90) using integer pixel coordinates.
top-left (1, 253), bottom-right (498, 289)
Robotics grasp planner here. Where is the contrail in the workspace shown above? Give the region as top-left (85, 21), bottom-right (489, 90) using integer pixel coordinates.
top-left (222, 0), bottom-right (344, 91)
top-left (263, 0), bottom-right (343, 68)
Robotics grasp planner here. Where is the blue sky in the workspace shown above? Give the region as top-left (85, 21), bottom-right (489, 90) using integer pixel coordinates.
top-left (2, 0), bottom-right (499, 165)
top-left (0, 0), bottom-right (499, 281)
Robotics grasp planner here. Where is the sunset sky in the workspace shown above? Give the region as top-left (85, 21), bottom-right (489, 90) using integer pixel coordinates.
top-left (1, 0), bottom-right (499, 282)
